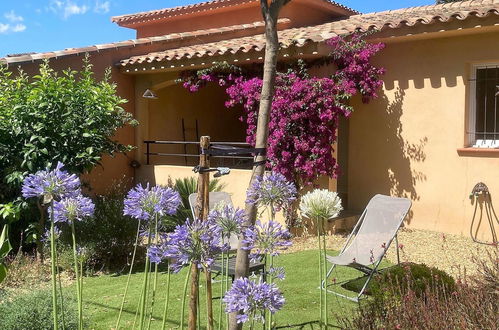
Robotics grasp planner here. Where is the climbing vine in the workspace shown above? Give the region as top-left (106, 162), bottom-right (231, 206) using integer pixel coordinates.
top-left (180, 32), bottom-right (385, 192)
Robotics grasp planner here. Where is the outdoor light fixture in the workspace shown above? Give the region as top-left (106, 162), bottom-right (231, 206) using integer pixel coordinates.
top-left (142, 89), bottom-right (158, 99)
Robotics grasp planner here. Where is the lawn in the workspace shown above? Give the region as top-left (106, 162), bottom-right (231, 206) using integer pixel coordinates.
top-left (79, 249), bottom-right (381, 329)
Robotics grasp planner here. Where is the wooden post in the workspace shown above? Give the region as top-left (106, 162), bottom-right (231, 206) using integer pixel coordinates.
top-left (188, 136), bottom-right (211, 330)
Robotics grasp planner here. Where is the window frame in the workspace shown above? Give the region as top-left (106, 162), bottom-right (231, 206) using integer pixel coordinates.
top-left (468, 63), bottom-right (499, 148)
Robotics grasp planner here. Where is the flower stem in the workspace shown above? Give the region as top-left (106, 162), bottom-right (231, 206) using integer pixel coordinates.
top-left (160, 262), bottom-right (171, 330)
top-left (205, 265), bottom-right (214, 330)
top-left (218, 250), bottom-right (224, 330)
top-left (147, 216), bottom-right (160, 330)
top-left (180, 264), bottom-right (192, 329)
top-left (268, 254), bottom-right (274, 330)
top-left (138, 229), bottom-right (152, 330)
top-left (70, 221), bottom-right (82, 330)
top-left (225, 253), bottom-right (229, 330)
top-left (116, 219), bottom-right (142, 329)
top-left (317, 219), bottom-right (323, 329)
top-left (50, 203), bottom-right (59, 330)
top-left (55, 240), bottom-right (66, 330)
top-left (322, 222), bottom-right (328, 330)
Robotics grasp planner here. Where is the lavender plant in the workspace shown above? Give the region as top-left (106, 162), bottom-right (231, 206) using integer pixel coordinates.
top-left (300, 189), bottom-right (342, 329)
top-left (208, 204), bottom-right (245, 329)
top-left (22, 161), bottom-right (82, 330)
top-left (223, 277), bottom-right (285, 329)
top-left (117, 183), bottom-right (180, 330)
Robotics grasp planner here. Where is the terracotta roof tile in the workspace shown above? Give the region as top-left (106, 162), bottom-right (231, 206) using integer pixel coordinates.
top-left (3, 1), bottom-right (498, 67)
top-left (1, 19), bottom-right (288, 65)
top-left (111, 0), bottom-right (359, 26)
top-left (117, 0), bottom-right (499, 67)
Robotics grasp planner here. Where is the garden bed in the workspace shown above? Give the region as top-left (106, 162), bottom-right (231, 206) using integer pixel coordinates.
top-left (288, 228), bottom-right (497, 277)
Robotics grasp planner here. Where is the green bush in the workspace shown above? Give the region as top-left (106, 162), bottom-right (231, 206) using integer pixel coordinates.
top-left (343, 262), bottom-right (456, 300)
top-left (339, 256), bottom-right (497, 330)
top-left (57, 179), bottom-right (143, 272)
top-left (0, 289), bottom-right (79, 330)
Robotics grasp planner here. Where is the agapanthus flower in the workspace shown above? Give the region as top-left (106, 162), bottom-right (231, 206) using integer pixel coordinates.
top-left (123, 184), bottom-right (181, 221)
top-left (246, 173), bottom-right (297, 213)
top-left (268, 267), bottom-right (286, 281)
top-left (207, 204), bottom-right (245, 237)
top-left (299, 189), bottom-right (343, 222)
top-left (42, 226), bottom-right (62, 242)
top-left (242, 220), bottom-right (292, 262)
top-left (165, 218), bottom-right (225, 273)
top-left (223, 277), bottom-right (285, 324)
top-left (51, 194), bottom-right (95, 224)
top-left (147, 234), bottom-right (170, 264)
top-left (22, 162), bottom-right (80, 202)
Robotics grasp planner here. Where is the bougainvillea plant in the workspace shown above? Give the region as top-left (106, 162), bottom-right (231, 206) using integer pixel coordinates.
top-left (179, 33), bottom-right (385, 195)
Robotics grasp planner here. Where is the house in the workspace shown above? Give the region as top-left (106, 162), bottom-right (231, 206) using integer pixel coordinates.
top-left (2, 0), bottom-right (499, 241)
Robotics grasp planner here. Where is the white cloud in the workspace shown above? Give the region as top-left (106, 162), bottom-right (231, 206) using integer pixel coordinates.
top-left (5, 10), bottom-right (24, 22)
top-left (0, 23), bottom-right (9, 34)
top-left (11, 24), bottom-right (26, 32)
top-left (94, 1), bottom-right (110, 14)
top-left (0, 22), bottom-right (27, 34)
top-left (49, 0), bottom-right (89, 19)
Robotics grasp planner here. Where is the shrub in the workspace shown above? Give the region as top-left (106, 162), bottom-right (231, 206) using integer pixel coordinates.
top-left (343, 262), bottom-right (456, 300)
top-left (57, 179), bottom-right (143, 272)
top-left (163, 176), bottom-right (226, 232)
top-left (0, 288), bottom-right (79, 330)
top-left (339, 253), bottom-right (498, 329)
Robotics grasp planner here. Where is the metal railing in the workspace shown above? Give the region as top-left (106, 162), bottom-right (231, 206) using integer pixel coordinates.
top-left (143, 140), bottom-right (254, 168)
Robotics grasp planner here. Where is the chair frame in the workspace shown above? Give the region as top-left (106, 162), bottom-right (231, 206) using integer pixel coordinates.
top-left (321, 196), bottom-right (409, 303)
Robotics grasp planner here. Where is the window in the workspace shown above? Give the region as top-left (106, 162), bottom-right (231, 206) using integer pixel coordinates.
top-left (469, 64), bottom-right (499, 148)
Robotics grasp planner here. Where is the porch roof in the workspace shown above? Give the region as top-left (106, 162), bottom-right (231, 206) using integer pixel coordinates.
top-left (118, 0), bottom-right (499, 68)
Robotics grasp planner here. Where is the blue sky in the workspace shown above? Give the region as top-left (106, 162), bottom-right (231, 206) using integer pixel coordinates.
top-left (0, 0), bottom-right (435, 57)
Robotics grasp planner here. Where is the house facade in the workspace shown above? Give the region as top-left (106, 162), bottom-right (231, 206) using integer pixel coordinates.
top-left (2, 0), bottom-right (499, 240)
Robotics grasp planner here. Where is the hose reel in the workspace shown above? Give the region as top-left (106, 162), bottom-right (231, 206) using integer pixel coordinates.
top-left (469, 182), bottom-right (498, 245)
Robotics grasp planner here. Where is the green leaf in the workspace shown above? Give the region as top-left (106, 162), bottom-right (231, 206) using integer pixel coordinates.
top-left (0, 263), bottom-right (7, 284)
top-left (0, 225), bottom-right (12, 259)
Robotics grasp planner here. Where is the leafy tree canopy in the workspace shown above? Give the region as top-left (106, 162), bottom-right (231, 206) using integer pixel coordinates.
top-left (0, 58), bottom-right (137, 198)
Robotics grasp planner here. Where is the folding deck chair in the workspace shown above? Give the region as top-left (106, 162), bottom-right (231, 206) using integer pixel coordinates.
top-left (322, 194), bottom-right (411, 302)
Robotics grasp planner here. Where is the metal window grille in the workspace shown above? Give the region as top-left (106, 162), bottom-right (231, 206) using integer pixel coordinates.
top-left (469, 64), bottom-right (499, 148)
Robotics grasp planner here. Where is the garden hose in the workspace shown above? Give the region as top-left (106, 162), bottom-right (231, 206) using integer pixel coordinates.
top-left (469, 182), bottom-right (498, 245)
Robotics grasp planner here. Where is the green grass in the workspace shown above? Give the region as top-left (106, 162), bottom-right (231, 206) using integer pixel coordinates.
top-left (78, 250), bottom-right (387, 329)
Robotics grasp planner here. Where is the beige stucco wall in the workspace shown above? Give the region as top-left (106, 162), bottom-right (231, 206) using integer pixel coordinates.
top-left (348, 30), bottom-right (499, 241)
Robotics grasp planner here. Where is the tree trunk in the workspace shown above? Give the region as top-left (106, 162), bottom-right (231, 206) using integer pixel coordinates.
top-left (189, 136), bottom-right (211, 330)
top-left (230, 1), bottom-right (290, 329)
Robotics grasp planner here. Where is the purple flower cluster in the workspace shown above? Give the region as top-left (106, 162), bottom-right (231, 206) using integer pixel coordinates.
top-left (246, 173), bottom-right (297, 213)
top-left (51, 195), bottom-right (95, 224)
top-left (22, 162), bottom-right (80, 201)
top-left (207, 204), bottom-right (245, 237)
top-left (123, 184), bottom-right (181, 221)
top-left (223, 277), bottom-right (285, 324)
top-left (165, 218), bottom-right (226, 273)
top-left (147, 234), bottom-right (170, 264)
top-left (242, 220), bottom-right (292, 262)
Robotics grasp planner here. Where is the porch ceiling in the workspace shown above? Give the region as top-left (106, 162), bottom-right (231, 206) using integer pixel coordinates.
top-left (118, 0), bottom-right (499, 72)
